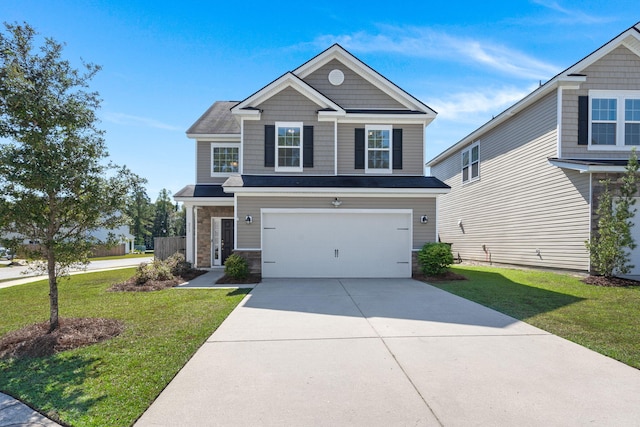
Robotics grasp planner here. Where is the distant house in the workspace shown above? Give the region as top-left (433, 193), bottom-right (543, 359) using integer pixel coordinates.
top-left (175, 44), bottom-right (449, 277)
top-left (428, 23), bottom-right (640, 275)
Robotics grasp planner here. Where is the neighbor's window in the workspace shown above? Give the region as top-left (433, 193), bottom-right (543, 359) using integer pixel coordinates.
top-left (276, 122), bottom-right (303, 171)
top-left (211, 144), bottom-right (239, 176)
top-left (590, 91), bottom-right (640, 148)
top-left (461, 142), bottom-right (479, 183)
top-left (365, 124), bottom-right (392, 173)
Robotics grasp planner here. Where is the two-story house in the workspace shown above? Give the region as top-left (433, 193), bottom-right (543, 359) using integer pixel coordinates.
top-left (428, 23), bottom-right (640, 275)
top-left (175, 44), bottom-right (449, 278)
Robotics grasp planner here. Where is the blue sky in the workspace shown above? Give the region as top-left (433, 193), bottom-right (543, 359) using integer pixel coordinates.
top-left (3, 1), bottom-right (639, 200)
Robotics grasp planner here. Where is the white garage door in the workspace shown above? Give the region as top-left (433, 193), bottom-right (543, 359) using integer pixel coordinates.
top-left (261, 209), bottom-right (412, 278)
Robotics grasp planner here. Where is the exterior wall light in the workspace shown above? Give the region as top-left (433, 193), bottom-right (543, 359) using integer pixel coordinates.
top-left (420, 215), bottom-right (429, 224)
top-left (331, 197), bottom-right (342, 207)
top-left (245, 215), bottom-right (253, 224)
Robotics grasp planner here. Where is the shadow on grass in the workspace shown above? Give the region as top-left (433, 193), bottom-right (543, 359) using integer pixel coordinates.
top-left (226, 288), bottom-right (251, 297)
top-left (0, 354), bottom-right (104, 422)
top-left (431, 269), bottom-right (585, 321)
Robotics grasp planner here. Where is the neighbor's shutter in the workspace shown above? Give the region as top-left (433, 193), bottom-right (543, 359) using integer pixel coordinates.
top-left (265, 124), bottom-right (275, 167)
top-left (355, 128), bottom-right (365, 169)
top-left (578, 96), bottom-right (589, 146)
top-left (303, 126), bottom-right (314, 167)
top-left (392, 128), bottom-right (403, 170)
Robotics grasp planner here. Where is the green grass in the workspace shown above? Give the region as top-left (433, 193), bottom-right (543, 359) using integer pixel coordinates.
top-left (431, 265), bottom-right (640, 369)
top-left (0, 269), bottom-right (248, 426)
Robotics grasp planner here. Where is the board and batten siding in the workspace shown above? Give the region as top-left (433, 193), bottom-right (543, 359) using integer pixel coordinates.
top-left (302, 59), bottom-right (406, 109)
top-left (432, 91), bottom-right (591, 271)
top-left (337, 123), bottom-right (424, 175)
top-left (561, 45), bottom-right (640, 159)
top-left (235, 195), bottom-right (436, 250)
top-left (242, 87), bottom-right (334, 175)
top-left (196, 140), bottom-right (238, 185)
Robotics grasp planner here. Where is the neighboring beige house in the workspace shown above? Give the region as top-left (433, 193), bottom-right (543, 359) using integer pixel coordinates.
top-left (175, 44), bottom-right (449, 277)
top-left (428, 23), bottom-right (640, 274)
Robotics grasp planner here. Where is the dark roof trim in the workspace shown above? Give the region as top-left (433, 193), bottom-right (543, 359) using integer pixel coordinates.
top-left (227, 175), bottom-right (449, 189)
top-left (345, 109), bottom-right (427, 115)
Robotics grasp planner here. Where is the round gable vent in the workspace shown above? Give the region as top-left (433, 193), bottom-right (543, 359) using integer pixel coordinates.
top-left (328, 69), bottom-right (344, 86)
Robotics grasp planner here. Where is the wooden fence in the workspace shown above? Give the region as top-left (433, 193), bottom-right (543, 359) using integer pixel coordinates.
top-left (154, 236), bottom-right (186, 260)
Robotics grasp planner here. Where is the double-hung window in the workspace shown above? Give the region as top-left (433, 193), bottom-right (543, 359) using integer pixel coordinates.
top-left (365, 124), bottom-right (392, 173)
top-left (590, 91), bottom-right (640, 148)
top-left (461, 142), bottom-right (479, 183)
top-left (275, 122), bottom-right (303, 172)
top-left (211, 143), bottom-right (239, 176)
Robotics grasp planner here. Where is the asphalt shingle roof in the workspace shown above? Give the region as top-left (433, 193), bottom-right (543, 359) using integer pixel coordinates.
top-left (186, 101), bottom-right (240, 135)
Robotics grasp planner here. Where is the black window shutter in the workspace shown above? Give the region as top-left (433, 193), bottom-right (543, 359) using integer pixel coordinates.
top-left (303, 126), bottom-right (314, 167)
top-left (578, 96), bottom-right (589, 146)
top-left (392, 128), bottom-right (403, 169)
top-left (264, 124), bottom-right (275, 167)
top-left (355, 128), bottom-right (365, 169)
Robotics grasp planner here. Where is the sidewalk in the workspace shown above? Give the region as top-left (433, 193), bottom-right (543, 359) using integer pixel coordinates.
top-left (0, 392), bottom-right (62, 427)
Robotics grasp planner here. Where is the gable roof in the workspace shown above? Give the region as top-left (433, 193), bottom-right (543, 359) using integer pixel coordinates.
top-left (427, 22), bottom-right (640, 166)
top-left (186, 101), bottom-right (240, 137)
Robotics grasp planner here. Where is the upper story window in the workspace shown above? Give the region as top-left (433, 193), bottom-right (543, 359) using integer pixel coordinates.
top-left (462, 142), bottom-right (479, 183)
top-left (590, 91), bottom-right (640, 148)
top-left (365, 124), bottom-right (392, 174)
top-left (276, 122), bottom-right (303, 172)
top-left (211, 143), bottom-right (239, 176)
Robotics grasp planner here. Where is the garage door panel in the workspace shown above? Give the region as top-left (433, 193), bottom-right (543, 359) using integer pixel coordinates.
top-left (262, 210), bottom-right (411, 278)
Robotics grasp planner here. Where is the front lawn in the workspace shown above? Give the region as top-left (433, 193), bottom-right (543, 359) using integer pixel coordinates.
top-left (430, 265), bottom-right (640, 369)
top-left (0, 269), bottom-right (248, 426)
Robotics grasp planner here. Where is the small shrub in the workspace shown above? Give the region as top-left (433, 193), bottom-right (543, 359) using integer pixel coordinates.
top-left (418, 243), bottom-right (454, 276)
top-left (224, 254), bottom-right (249, 280)
top-left (166, 252), bottom-right (192, 277)
top-left (134, 259), bottom-right (174, 285)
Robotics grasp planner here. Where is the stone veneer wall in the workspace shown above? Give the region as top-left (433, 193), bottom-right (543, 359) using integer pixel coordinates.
top-left (232, 250), bottom-right (262, 274)
top-left (196, 206), bottom-right (234, 268)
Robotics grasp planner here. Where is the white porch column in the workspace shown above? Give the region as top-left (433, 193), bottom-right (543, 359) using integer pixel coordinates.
top-left (185, 204), bottom-right (195, 265)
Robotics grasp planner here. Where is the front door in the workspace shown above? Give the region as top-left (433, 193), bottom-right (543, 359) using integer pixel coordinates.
top-left (221, 218), bottom-right (234, 264)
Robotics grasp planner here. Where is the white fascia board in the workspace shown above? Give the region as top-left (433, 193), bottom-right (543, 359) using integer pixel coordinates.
top-left (186, 134), bottom-right (241, 141)
top-left (230, 109), bottom-right (261, 121)
top-left (226, 188), bottom-right (449, 196)
top-left (173, 197), bottom-right (235, 205)
top-left (336, 113), bottom-right (433, 125)
top-left (563, 29), bottom-right (640, 76)
top-left (547, 159), bottom-right (627, 173)
top-left (293, 45), bottom-right (435, 114)
top-left (231, 72), bottom-right (344, 114)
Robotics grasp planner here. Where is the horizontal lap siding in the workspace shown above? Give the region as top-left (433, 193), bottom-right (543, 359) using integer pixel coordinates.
top-left (236, 196), bottom-right (436, 250)
top-left (243, 87), bottom-right (334, 174)
top-left (337, 123), bottom-right (424, 175)
top-left (432, 92), bottom-right (591, 271)
top-left (196, 141), bottom-right (237, 184)
top-left (562, 45), bottom-right (640, 158)
top-left (302, 59), bottom-right (406, 109)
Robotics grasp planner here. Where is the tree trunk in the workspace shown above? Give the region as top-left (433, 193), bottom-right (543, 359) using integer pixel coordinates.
top-left (48, 252), bottom-right (59, 333)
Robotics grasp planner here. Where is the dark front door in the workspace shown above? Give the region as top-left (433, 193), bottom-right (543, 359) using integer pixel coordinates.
top-left (221, 219), bottom-right (234, 264)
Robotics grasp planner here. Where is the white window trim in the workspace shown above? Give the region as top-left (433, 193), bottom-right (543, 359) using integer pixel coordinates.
top-left (210, 143), bottom-right (240, 177)
top-left (588, 90), bottom-right (640, 151)
top-left (275, 121), bottom-right (303, 172)
top-left (461, 141), bottom-right (480, 184)
top-left (365, 124), bottom-right (393, 174)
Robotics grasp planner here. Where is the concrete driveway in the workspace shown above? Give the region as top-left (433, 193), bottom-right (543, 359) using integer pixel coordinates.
top-left (135, 278), bottom-right (640, 426)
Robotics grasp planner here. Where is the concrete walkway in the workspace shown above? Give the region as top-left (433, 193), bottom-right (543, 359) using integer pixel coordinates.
top-left (0, 392), bottom-right (62, 427)
top-left (135, 278), bottom-right (640, 427)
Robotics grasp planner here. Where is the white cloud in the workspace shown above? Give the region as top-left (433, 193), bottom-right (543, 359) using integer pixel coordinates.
top-left (308, 26), bottom-right (560, 81)
top-left (531, 0), bottom-right (615, 24)
top-left (428, 85), bottom-right (536, 122)
top-left (103, 112), bottom-right (182, 131)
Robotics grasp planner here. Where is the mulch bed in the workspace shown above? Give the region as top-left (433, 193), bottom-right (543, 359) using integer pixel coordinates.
top-left (0, 318), bottom-right (124, 359)
top-left (413, 270), bottom-right (468, 282)
top-left (582, 275), bottom-right (640, 287)
top-left (216, 274), bottom-right (262, 285)
top-left (108, 269), bottom-right (208, 292)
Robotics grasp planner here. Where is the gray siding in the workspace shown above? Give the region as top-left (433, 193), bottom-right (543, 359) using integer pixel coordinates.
top-left (432, 92), bottom-right (592, 271)
top-left (303, 59), bottom-right (406, 109)
top-left (243, 87), bottom-right (335, 175)
top-left (562, 45), bottom-right (640, 159)
top-left (236, 195), bottom-right (437, 250)
top-left (196, 140), bottom-right (238, 184)
top-left (337, 123), bottom-right (425, 175)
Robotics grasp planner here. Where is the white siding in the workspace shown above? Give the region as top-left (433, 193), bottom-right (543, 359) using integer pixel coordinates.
top-left (432, 92), bottom-right (591, 271)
